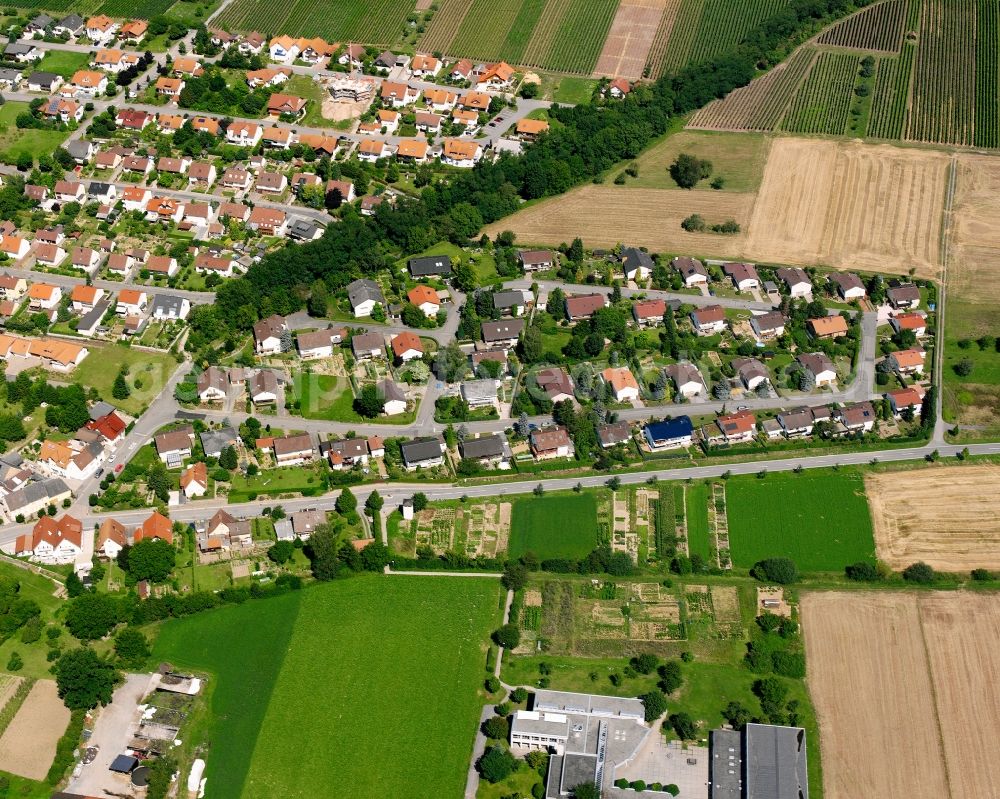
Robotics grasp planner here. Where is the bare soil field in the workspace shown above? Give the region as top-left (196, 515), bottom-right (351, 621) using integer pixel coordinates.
top-left (948, 154), bottom-right (1000, 304)
top-left (0, 679), bottom-right (70, 779)
top-left (804, 591), bottom-right (1000, 799)
top-left (745, 138), bottom-right (949, 277)
top-left (866, 464), bottom-right (1000, 570)
top-left (484, 184), bottom-right (754, 253)
top-left (802, 592), bottom-right (949, 799)
top-left (594, 0), bottom-right (671, 81)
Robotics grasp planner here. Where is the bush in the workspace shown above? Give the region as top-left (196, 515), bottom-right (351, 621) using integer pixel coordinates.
top-left (493, 623), bottom-right (521, 649)
top-left (477, 746), bottom-right (515, 783)
top-left (668, 712), bottom-right (697, 740)
top-left (511, 687), bottom-right (528, 703)
top-left (751, 557), bottom-right (799, 584)
top-left (639, 690), bottom-right (668, 722)
top-left (971, 568), bottom-right (994, 581)
top-left (903, 561), bottom-right (936, 584)
top-left (485, 675), bottom-right (501, 693)
top-left (845, 561), bottom-right (880, 581)
top-left (481, 715), bottom-right (509, 739)
top-left (666, 785), bottom-right (680, 796)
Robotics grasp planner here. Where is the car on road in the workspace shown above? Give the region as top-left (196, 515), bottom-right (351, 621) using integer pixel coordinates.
top-left (114, 464), bottom-right (123, 474)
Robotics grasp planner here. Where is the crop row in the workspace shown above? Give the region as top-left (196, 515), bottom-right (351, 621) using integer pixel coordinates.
top-left (817, 0), bottom-right (909, 53)
top-left (498, 0), bottom-right (547, 63)
top-left (658, 0), bottom-right (705, 75)
top-left (867, 44), bottom-right (915, 139)
top-left (907, 0), bottom-right (976, 146)
top-left (782, 50), bottom-right (859, 135)
top-left (98, 0), bottom-right (173, 18)
top-left (513, 0), bottom-right (618, 73)
top-left (419, 0), bottom-right (474, 53)
top-left (449, 0), bottom-right (524, 61)
top-left (216, 0), bottom-right (413, 44)
top-left (687, 45), bottom-right (816, 131)
top-left (687, 0), bottom-right (788, 65)
top-left (973, 0), bottom-right (999, 147)
top-left (644, 0), bottom-right (682, 79)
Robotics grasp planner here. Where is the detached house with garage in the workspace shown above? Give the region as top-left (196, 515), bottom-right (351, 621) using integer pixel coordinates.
top-left (797, 352), bottom-right (837, 387)
top-left (723, 262), bottom-right (759, 292)
top-left (672, 256), bottom-right (708, 288)
top-left (400, 437), bottom-right (446, 470)
top-left (154, 426), bottom-right (194, 467)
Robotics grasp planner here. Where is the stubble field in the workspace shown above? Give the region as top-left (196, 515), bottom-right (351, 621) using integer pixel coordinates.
top-left (865, 464), bottom-right (1000, 570)
top-left (803, 591), bottom-right (1000, 799)
top-left (744, 137), bottom-right (949, 276)
top-left (0, 680), bottom-right (71, 780)
top-left (484, 184), bottom-right (754, 253)
top-left (593, 0), bottom-right (670, 81)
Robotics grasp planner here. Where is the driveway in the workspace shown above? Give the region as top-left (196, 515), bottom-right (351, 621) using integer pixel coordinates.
top-left (66, 673), bottom-right (155, 797)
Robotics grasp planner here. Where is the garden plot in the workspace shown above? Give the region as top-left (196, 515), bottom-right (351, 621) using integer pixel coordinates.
top-left (634, 488), bottom-right (657, 560)
top-left (414, 506), bottom-right (460, 552)
top-left (610, 492), bottom-right (639, 561)
top-left (464, 501), bottom-right (512, 558)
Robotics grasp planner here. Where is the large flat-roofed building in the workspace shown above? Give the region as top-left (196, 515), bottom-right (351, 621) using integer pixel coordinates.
top-left (511, 690), bottom-right (650, 799)
top-left (710, 723), bottom-right (809, 799)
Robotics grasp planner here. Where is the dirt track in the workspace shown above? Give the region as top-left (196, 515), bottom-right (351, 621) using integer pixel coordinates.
top-left (0, 679), bottom-right (70, 780)
top-left (804, 591), bottom-right (1000, 799)
top-left (484, 184), bottom-right (754, 253)
top-left (866, 465), bottom-right (1000, 570)
top-left (593, 0), bottom-right (671, 81)
top-left (745, 138), bottom-right (949, 277)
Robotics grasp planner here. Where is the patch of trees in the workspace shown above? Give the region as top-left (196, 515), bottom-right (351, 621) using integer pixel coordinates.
top-left (178, 68), bottom-right (273, 116)
top-left (54, 647), bottom-right (123, 710)
top-left (191, 0), bottom-right (869, 341)
top-left (538, 544), bottom-right (636, 577)
top-left (305, 522), bottom-right (391, 580)
top-left (118, 538), bottom-right (176, 584)
top-left (745, 612), bottom-right (804, 678)
top-left (670, 153), bottom-right (713, 188)
top-left (750, 557), bottom-right (799, 584)
top-left (5, 373), bottom-right (91, 433)
top-left (0, 577), bottom-right (41, 641)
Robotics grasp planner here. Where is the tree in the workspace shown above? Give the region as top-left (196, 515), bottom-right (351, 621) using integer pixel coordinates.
top-left (722, 701), bottom-right (752, 730)
top-left (568, 237), bottom-right (584, 263)
top-left (127, 539), bottom-right (176, 583)
top-left (681, 213), bottom-right (706, 232)
top-left (336, 487), bottom-right (357, 515)
top-left (750, 557), bottom-right (799, 584)
top-left (903, 561), bottom-right (936, 584)
top-left (365, 490), bottom-right (384, 516)
top-left (482, 715), bottom-right (509, 739)
top-left (573, 784), bottom-right (600, 799)
top-left (670, 153), bottom-right (712, 188)
top-left (65, 571), bottom-right (85, 598)
top-left (112, 370), bottom-right (131, 400)
top-left (267, 540), bottom-right (294, 564)
top-left (668, 712), bottom-right (697, 740)
top-left (219, 445), bottom-right (238, 470)
top-left (65, 593), bottom-right (121, 640)
top-left (502, 561), bottom-right (528, 591)
top-left (306, 524), bottom-right (340, 581)
top-left (477, 746), bottom-right (515, 783)
top-left (412, 492), bottom-right (428, 512)
top-left (657, 660), bottom-right (683, 694)
top-left (54, 648), bottom-right (122, 710)
top-left (146, 461), bottom-right (171, 503)
top-left (493, 623), bottom-right (521, 649)
top-left (113, 627), bottom-right (151, 668)
top-left (640, 690), bottom-right (668, 722)
top-left (954, 357), bottom-right (974, 377)
top-left (354, 383), bottom-right (384, 418)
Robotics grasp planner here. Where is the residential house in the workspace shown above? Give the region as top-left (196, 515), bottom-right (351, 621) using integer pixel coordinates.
top-left (199, 427), bottom-right (237, 459)
top-left (450, 58), bottom-right (473, 80)
top-left (535, 367), bottom-right (574, 403)
top-left (459, 434), bottom-right (509, 468)
top-left (886, 348), bottom-right (925, 376)
top-left (808, 315), bottom-right (849, 339)
top-left (461, 379), bottom-right (499, 409)
top-left (346, 278), bottom-right (384, 317)
top-left (85, 14), bottom-right (118, 43)
top-left (267, 93), bottom-right (307, 118)
top-left (381, 81), bottom-right (420, 107)
top-left (116, 289), bottom-right (147, 316)
top-left (188, 161), bottom-right (217, 186)
top-left (296, 327), bottom-right (345, 359)
top-left (321, 437), bottom-right (370, 470)
top-left (247, 207), bottom-right (287, 236)
top-left (885, 386), bottom-right (924, 417)
top-left (253, 314), bottom-right (288, 355)
top-left (711, 410), bottom-right (757, 444)
top-left (476, 61), bottom-right (515, 89)
top-left (516, 118), bottom-right (549, 139)
top-left (424, 87), bottom-right (457, 112)
top-left (27, 283), bottom-right (61, 310)
top-left (407, 284), bottom-right (440, 317)
top-left (14, 515), bottom-right (82, 564)
top-left (134, 510), bottom-right (173, 544)
top-left (632, 299), bottom-right (667, 327)
top-left (119, 19), bottom-right (147, 43)
top-left (410, 53), bottom-right (441, 77)
top-left (54, 180), bottom-right (85, 202)
top-left (35, 242), bottom-right (67, 269)
top-left (249, 369), bottom-right (279, 405)
top-left (150, 294), bottom-right (189, 321)
top-left (892, 313), bottom-right (927, 337)
top-left (492, 289), bottom-right (530, 317)
top-left (4, 43), bottom-right (41, 63)
top-left (664, 362), bottom-right (706, 399)
top-left (838, 401), bottom-right (878, 433)
top-left (441, 139), bottom-right (483, 168)
top-left (643, 416), bottom-right (694, 450)
top-left (777, 407), bottom-right (815, 437)
top-left (221, 166), bottom-right (252, 191)
top-left (53, 14), bottom-right (85, 38)
top-left (226, 120), bottom-right (263, 147)
top-left (732, 357), bottom-right (769, 391)
top-left (255, 171), bottom-right (288, 193)
top-left (690, 305), bottom-right (727, 335)
top-left (750, 310), bottom-right (786, 341)
top-left (565, 293), bottom-right (607, 321)
top-left (673, 256), bottom-right (709, 288)
top-left (147, 255), bottom-right (178, 277)
top-left (92, 48), bottom-right (139, 73)
top-left (96, 518), bottom-right (127, 559)
top-left (518, 251), bottom-right (553, 273)
top-left (408, 255), bottom-right (451, 278)
top-left (246, 67), bottom-right (291, 88)
top-left (357, 138), bottom-right (387, 162)
top-left (395, 139), bottom-right (428, 163)
top-left (829, 272), bottom-right (866, 301)
top-left (378, 379), bottom-right (407, 415)
top-left (197, 365), bottom-right (227, 402)
top-left (352, 331), bottom-right (385, 360)
top-left (153, 426), bottom-right (194, 466)
top-left (37, 439), bottom-right (103, 480)
top-left (887, 284), bottom-right (921, 309)
top-left (180, 462), bottom-right (208, 498)
top-left (723, 262), bottom-right (759, 292)
top-left (155, 76), bottom-right (185, 97)
top-left (797, 353), bottom-right (837, 387)
top-left (270, 434), bottom-right (315, 466)
top-left (529, 426), bottom-right (573, 460)
top-left (414, 111), bottom-right (442, 134)
top-left (602, 367), bottom-right (640, 402)
top-left (172, 57), bottom-right (203, 77)
top-left (621, 247), bottom-right (653, 282)
top-left (597, 421), bottom-right (632, 449)
top-left (608, 78), bottom-right (631, 98)
top-left (289, 509), bottom-right (325, 538)
top-left (26, 71), bottom-right (61, 93)
top-left (481, 318), bottom-right (524, 350)
top-left (777, 267), bottom-right (812, 298)
top-left (70, 284), bottom-right (103, 312)
top-left (460, 91), bottom-right (491, 112)
top-left (195, 254), bottom-right (233, 277)
top-left (391, 331), bottom-right (423, 362)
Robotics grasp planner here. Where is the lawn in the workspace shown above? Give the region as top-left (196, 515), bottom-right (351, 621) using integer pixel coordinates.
top-left (0, 103), bottom-right (70, 165)
top-left (72, 344), bottom-right (179, 416)
top-left (685, 482), bottom-right (712, 561)
top-left (625, 130), bottom-right (771, 192)
top-left (724, 470), bottom-right (876, 571)
top-left (293, 371), bottom-right (349, 421)
top-left (33, 51), bottom-right (90, 79)
top-left (551, 76), bottom-right (598, 105)
top-left (228, 465), bottom-right (325, 502)
top-left (508, 492), bottom-right (598, 560)
top-left (0, 559), bottom-right (65, 680)
top-left (284, 74), bottom-right (334, 129)
top-left (151, 576), bottom-right (502, 798)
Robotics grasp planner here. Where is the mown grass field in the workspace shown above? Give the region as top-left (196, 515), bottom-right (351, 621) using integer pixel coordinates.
top-left (626, 130), bottom-right (770, 192)
top-left (153, 577), bottom-right (502, 799)
top-left (0, 103), bottom-right (70, 166)
top-left (0, 559), bottom-right (64, 680)
top-left (725, 470), bottom-right (876, 571)
top-left (72, 344), bottom-right (178, 416)
top-left (684, 482), bottom-right (712, 560)
top-left (33, 50), bottom-right (90, 79)
top-left (509, 493), bottom-right (598, 560)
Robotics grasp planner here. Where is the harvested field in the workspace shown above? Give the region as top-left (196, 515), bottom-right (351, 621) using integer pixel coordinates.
top-left (949, 154), bottom-right (1000, 305)
top-left (804, 591), bottom-right (1000, 799)
top-left (866, 464), bottom-right (1000, 570)
top-left (0, 679), bottom-right (71, 780)
top-left (745, 137), bottom-right (948, 277)
top-left (485, 184), bottom-right (753, 254)
top-left (594, 0), bottom-right (670, 81)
